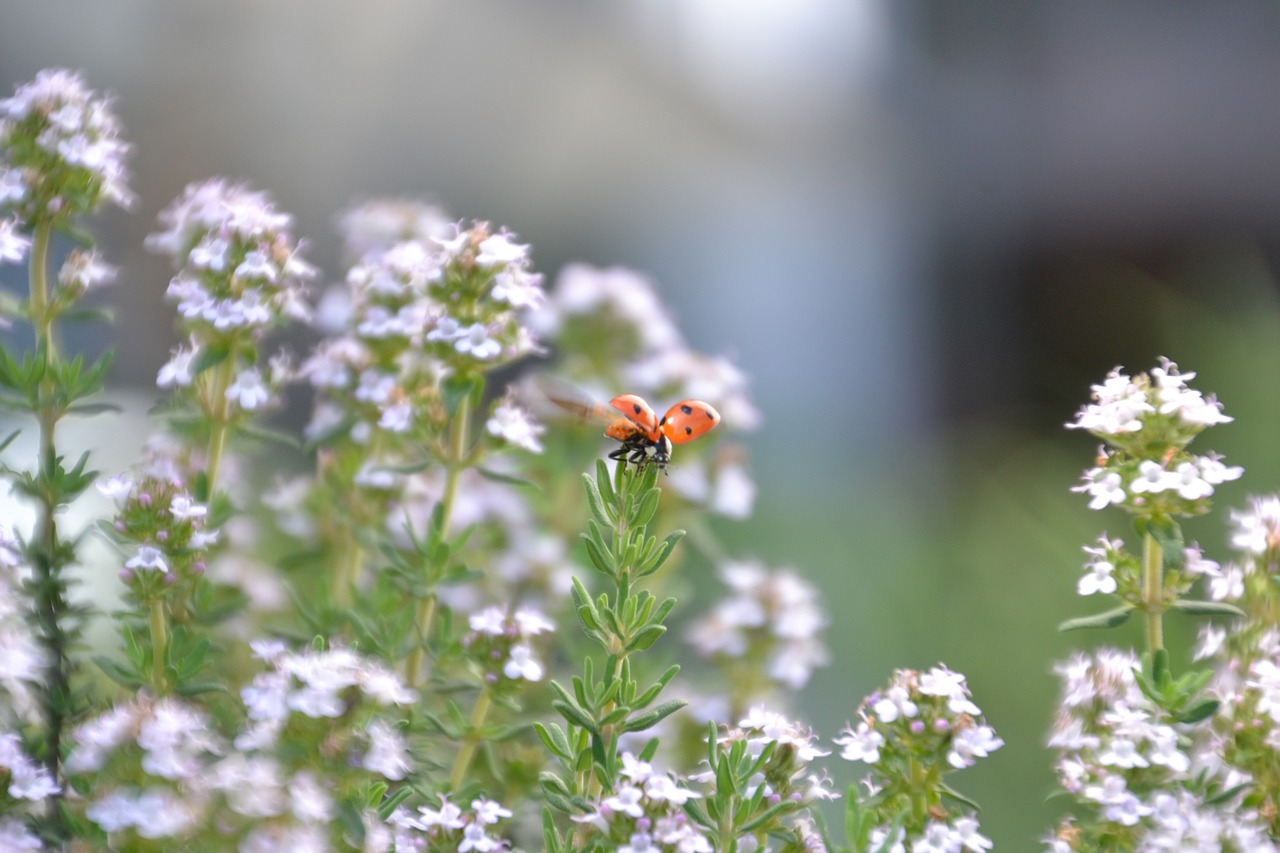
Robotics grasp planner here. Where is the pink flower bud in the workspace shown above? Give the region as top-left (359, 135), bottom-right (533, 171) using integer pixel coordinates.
top-left (156, 530), bottom-right (168, 542)
top-left (119, 568), bottom-right (133, 583)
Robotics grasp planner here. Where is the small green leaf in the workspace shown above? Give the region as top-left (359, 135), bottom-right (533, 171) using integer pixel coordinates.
top-left (477, 467), bottom-right (539, 489)
top-left (66, 401), bottom-right (122, 416)
top-left (533, 723), bottom-right (574, 760)
top-left (1169, 600), bottom-right (1247, 618)
top-left (595, 458), bottom-right (616, 507)
top-left (1177, 699), bottom-right (1220, 725)
top-left (442, 374), bottom-right (481, 417)
top-left (542, 806), bottom-right (565, 851)
top-left (582, 473), bottom-right (614, 525)
top-left (553, 700), bottom-right (599, 735)
top-left (581, 533), bottom-right (613, 574)
top-left (190, 343), bottom-right (231, 377)
top-left (1058, 604), bottom-right (1134, 632)
top-left (634, 487), bottom-right (661, 528)
top-left (93, 655), bottom-right (144, 688)
top-left (173, 681), bottom-right (226, 697)
top-left (626, 624), bottom-right (666, 653)
top-left (641, 529), bottom-right (686, 574)
top-left (239, 422), bottom-right (303, 449)
top-left (938, 782), bottom-right (982, 812)
top-left (620, 700), bottom-right (687, 733)
top-left (1204, 781), bottom-right (1253, 807)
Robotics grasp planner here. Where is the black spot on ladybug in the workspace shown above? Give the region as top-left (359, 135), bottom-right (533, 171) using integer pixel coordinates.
top-left (632, 403), bottom-right (642, 415)
top-left (706, 410), bottom-right (715, 419)
top-left (680, 404), bottom-right (693, 415)
top-left (684, 426), bottom-right (692, 435)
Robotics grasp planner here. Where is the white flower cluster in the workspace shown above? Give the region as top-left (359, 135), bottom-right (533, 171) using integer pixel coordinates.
top-left (572, 752), bottom-right (711, 853)
top-left (1073, 453), bottom-right (1242, 513)
top-left (1229, 493), bottom-right (1280, 556)
top-left (66, 697), bottom-right (222, 840)
top-left (485, 395), bottom-right (545, 454)
top-left (870, 817), bottom-right (992, 853)
top-left (837, 666), bottom-right (1003, 773)
top-left (707, 706), bottom-right (836, 809)
top-left (1047, 649), bottom-right (1276, 850)
top-left (385, 794), bottom-right (513, 853)
top-left (836, 666), bottom-right (1001, 851)
top-left (687, 560), bottom-right (829, 691)
top-left (337, 197), bottom-right (454, 264)
top-left (64, 691), bottom-right (423, 846)
top-left (0, 526), bottom-right (44, 725)
top-left (301, 221), bottom-right (545, 449)
top-left (463, 605), bottom-right (556, 683)
top-left (0, 732), bottom-right (60, 802)
top-left (55, 248), bottom-right (116, 300)
top-left (237, 640), bottom-right (416, 750)
top-left (0, 67), bottom-right (133, 222)
top-left (1067, 359), bottom-right (1232, 438)
top-left (147, 178), bottom-right (315, 339)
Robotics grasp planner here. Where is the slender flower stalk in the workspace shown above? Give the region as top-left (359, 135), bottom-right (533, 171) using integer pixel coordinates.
top-left (448, 686), bottom-right (491, 790)
top-left (1140, 531), bottom-right (1163, 654)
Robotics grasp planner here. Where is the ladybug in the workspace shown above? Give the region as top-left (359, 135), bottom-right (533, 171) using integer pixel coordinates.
top-left (542, 381), bottom-right (721, 468)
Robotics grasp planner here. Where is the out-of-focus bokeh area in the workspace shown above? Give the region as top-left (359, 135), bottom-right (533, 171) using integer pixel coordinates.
top-left (7, 2), bottom-right (1280, 846)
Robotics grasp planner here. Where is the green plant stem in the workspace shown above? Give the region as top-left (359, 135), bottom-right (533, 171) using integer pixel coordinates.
top-left (332, 525), bottom-right (361, 608)
top-left (28, 222), bottom-right (56, 359)
top-left (150, 598), bottom-right (168, 689)
top-left (28, 220), bottom-right (68, 836)
top-left (405, 396), bottom-right (470, 687)
top-left (449, 686), bottom-right (491, 790)
top-left (717, 793), bottom-right (737, 853)
top-left (204, 357), bottom-right (236, 496)
top-left (1142, 531), bottom-right (1164, 654)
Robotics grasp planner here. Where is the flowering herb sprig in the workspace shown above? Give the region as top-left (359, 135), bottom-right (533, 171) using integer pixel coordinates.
top-left (837, 666), bottom-right (1002, 852)
top-left (93, 473), bottom-right (223, 696)
top-left (1047, 360), bottom-right (1274, 851)
top-left (1064, 359), bottom-right (1244, 651)
top-left (537, 460), bottom-right (690, 848)
top-left (146, 177), bottom-right (315, 497)
top-left (0, 68), bottom-right (132, 842)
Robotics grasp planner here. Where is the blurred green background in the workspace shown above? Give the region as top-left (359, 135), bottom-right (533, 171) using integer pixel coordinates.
top-left (6, 2), bottom-right (1280, 846)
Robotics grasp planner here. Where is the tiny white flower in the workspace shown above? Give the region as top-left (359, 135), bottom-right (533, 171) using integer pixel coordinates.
top-left (226, 368), bottom-right (271, 411)
top-left (1129, 460), bottom-right (1176, 495)
top-left (471, 797), bottom-right (513, 825)
top-left (126, 545), bottom-right (169, 574)
top-left (1078, 556), bottom-right (1117, 596)
top-left (486, 400), bottom-right (545, 453)
top-left (503, 643), bottom-right (544, 681)
top-left (0, 218), bottom-right (29, 264)
top-left (475, 231), bottom-right (528, 268)
top-left (834, 722), bottom-right (883, 764)
top-left (156, 345), bottom-right (197, 388)
top-left (96, 474), bottom-right (134, 503)
top-left (455, 322), bottom-right (501, 360)
top-left (168, 494), bottom-right (207, 521)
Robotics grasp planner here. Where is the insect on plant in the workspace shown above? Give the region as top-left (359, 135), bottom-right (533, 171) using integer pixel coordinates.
top-left (541, 381), bottom-right (721, 469)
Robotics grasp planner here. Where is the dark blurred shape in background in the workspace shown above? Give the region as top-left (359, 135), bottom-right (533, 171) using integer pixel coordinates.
top-left (6, 1), bottom-right (1280, 845)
